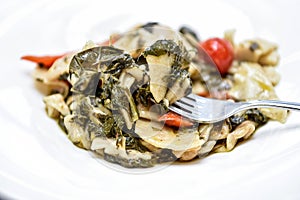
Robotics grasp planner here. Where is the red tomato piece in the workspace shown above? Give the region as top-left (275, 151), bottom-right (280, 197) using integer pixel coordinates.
top-left (200, 37), bottom-right (234, 75)
top-left (159, 112), bottom-right (194, 127)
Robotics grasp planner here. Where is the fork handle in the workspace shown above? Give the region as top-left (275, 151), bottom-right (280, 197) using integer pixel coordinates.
top-left (243, 99), bottom-right (300, 111)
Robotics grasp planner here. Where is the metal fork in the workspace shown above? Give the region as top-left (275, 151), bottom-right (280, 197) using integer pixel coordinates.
top-left (169, 93), bottom-right (300, 123)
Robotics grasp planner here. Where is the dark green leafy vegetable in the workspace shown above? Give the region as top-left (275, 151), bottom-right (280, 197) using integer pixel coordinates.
top-left (103, 153), bottom-right (155, 168)
top-left (99, 117), bottom-right (115, 137)
top-left (117, 131), bottom-right (148, 153)
top-left (143, 40), bottom-right (180, 57)
top-left (69, 46), bottom-right (145, 152)
top-left (103, 53), bottom-right (133, 76)
top-left (111, 85), bottom-right (131, 112)
top-left (168, 66), bottom-right (191, 88)
top-left (97, 75), bottom-right (117, 103)
top-left (133, 84), bottom-right (152, 106)
top-left (72, 97), bottom-right (104, 138)
top-left (245, 109), bottom-right (268, 124)
top-left (69, 46), bottom-right (133, 81)
top-left (111, 112), bottom-right (125, 133)
top-left (228, 109), bottom-right (268, 131)
top-left (111, 84), bottom-right (138, 117)
top-left (165, 65), bottom-right (192, 103)
top-left (102, 146), bottom-right (180, 167)
top-left (72, 72), bottom-right (100, 95)
top-left (135, 55), bottom-right (148, 66)
top-left (70, 47), bottom-right (124, 74)
top-left (143, 39), bottom-right (190, 67)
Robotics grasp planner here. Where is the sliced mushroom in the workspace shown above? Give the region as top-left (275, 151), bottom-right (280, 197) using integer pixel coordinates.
top-left (119, 71), bottom-right (136, 90)
top-left (259, 107), bottom-right (288, 123)
top-left (119, 108), bottom-right (133, 130)
top-left (165, 75), bottom-right (191, 104)
top-left (66, 94), bottom-right (83, 112)
top-left (71, 71), bottom-right (100, 95)
top-left (43, 93), bottom-right (70, 118)
top-left (125, 65), bottom-right (149, 84)
top-left (214, 120), bottom-right (256, 152)
top-left (235, 38), bottom-right (279, 66)
top-left (259, 51), bottom-right (280, 66)
top-left (114, 23), bottom-right (183, 59)
top-left (226, 120), bottom-right (256, 151)
top-left (229, 62), bottom-right (276, 100)
top-left (172, 125), bottom-right (212, 160)
top-left (136, 104), bottom-right (161, 121)
top-left (34, 79), bottom-right (70, 98)
top-left (113, 27), bottom-right (153, 58)
top-left (178, 146), bottom-right (201, 161)
top-left (32, 53), bottom-right (73, 82)
top-left (32, 53), bottom-right (72, 98)
top-left (262, 66), bottom-right (281, 86)
top-left (64, 114), bottom-right (91, 149)
top-left (199, 124), bottom-right (213, 142)
top-left (209, 122), bottom-right (230, 140)
top-left (135, 119), bottom-right (204, 151)
top-left (198, 140), bottom-right (217, 157)
top-left (229, 62), bottom-right (287, 122)
top-left (146, 54), bottom-right (174, 103)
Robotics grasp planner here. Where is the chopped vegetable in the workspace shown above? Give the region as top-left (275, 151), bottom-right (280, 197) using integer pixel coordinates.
top-left (146, 53), bottom-right (173, 103)
top-left (229, 62), bottom-right (287, 122)
top-left (235, 38), bottom-right (279, 66)
top-left (135, 119), bottom-right (202, 151)
top-left (159, 112), bottom-right (194, 127)
top-left (144, 39), bottom-right (191, 103)
top-left (200, 37), bottom-right (234, 75)
top-left (21, 38), bottom-right (117, 68)
top-left (21, 54), bottom-right (66, 68)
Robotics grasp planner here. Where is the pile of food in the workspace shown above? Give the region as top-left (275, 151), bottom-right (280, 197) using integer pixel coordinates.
top-left (22, 22), bottom-right (287, 168)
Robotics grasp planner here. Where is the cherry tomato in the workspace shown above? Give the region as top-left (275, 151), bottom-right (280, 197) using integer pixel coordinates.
top-left (200, 37), bottom-right (234, 75)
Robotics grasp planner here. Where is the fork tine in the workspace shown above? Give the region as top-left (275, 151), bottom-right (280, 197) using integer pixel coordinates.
top-left (186, 93), bottom-right (198, 100)
top-left (177, 97), bottom-right (206, 109)
top-left (170, 104), bottom-right (223, 123)
top-left (173, 100), bottom-right (195, 109)
top-left (176, 97), bottom-right (196, 107)
top-left (168, 106), bottom-right (200, 121)
top-left (170, 93), bottom-right (222, 122)
top-left (174, 100), bottom-right (206, 112)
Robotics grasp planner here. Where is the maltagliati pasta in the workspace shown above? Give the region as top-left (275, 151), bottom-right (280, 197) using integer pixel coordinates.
top-left (22, 23), bottom-right (287, 168)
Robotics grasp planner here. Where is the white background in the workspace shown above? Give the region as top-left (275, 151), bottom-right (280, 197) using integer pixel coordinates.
top-left (1, 0), bottom-right (300, 199)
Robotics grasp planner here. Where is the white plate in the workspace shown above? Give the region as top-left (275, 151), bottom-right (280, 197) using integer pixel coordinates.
top-left (1, 0), bottom-right (300, 199)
